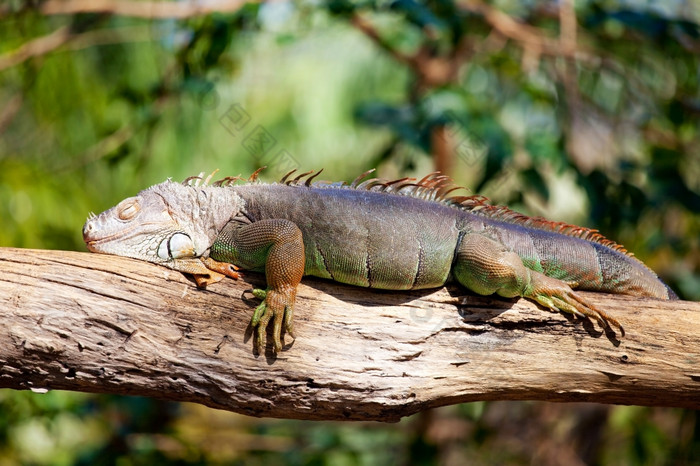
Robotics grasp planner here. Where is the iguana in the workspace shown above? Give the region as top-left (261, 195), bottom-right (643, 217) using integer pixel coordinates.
top-left (82, 169), bottom-right (676, 353)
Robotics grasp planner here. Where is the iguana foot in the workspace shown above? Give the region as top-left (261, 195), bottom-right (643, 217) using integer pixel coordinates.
top-left (527, 274), bottom-right (624, 336)
top-left (249, 287), bottom-right (296, 354)
top-left (200, 256), bottom-right (241, 280)
top-left (169, 257), bottom-right (240, 288)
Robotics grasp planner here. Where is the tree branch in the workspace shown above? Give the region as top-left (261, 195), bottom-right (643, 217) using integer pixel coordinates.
top-left (457, 0), bottom-right (595, 62)
top-left (40, 0), bottom-right (257, 19)
top-left (0, 26), bottom-right (73, 71)
top-left (0, 25), bottom-right (156, 72)
top-left (1, 247), bottom-right (698, 421)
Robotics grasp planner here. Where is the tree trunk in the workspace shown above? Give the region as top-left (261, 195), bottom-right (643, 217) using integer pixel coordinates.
top-left (1, 247), bottom-right (698, 421)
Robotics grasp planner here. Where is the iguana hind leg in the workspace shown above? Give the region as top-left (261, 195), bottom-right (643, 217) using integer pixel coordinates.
top-left (211, 219), bottom-right (305, 353)
top-left (453, 233), bottom-right (623, 335)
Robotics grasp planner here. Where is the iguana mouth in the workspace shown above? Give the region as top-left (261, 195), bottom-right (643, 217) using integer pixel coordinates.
top-left (83, 214), bottom-right (185, 259)
top-left (83, 228), bottom-right (134, 252)
top-left (83, 220), bottom-right (160, 251)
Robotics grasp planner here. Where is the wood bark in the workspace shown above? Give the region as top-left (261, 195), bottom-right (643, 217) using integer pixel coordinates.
top-left (1, 247), bottom-right (698, 421)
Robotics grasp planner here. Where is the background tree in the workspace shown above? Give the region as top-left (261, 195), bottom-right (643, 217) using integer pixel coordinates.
top-left (0, 0), bottom-right (698, 463)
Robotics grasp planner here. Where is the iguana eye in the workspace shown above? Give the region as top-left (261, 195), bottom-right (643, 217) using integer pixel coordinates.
top-left (117, 200), bottom-right (140, 221)
top-left (157, 233), bottom-right (195, 260)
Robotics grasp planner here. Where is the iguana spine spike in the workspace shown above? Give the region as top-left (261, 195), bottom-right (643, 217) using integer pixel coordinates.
top-left (304, 169), bottom-right (323, 186)
top-left (213, 176), bottom-right (243, 187)
top-left (350, 169), bottom-right (375, 187)
top-left (248, 166), bottom-right (266, 182)
top-left (203, 169), bottom-right (219, 186)
top-left (280, 169), bottom-right (297, 184)
top-left (291, 170), bottom-right (315, 184)
top-left (182, 175), bottom-right (202, 186)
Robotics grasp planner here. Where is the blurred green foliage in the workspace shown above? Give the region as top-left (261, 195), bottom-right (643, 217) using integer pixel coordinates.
top-left (1, 0), bottom-right (699, 464)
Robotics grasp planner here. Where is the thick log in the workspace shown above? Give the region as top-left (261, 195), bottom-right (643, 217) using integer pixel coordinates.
top-left (0, 247), bottom-right (698, 421)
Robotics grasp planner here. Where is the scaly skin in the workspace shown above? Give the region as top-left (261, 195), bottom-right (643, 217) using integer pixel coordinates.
top-left (83, 170), bottom-right (676, 353)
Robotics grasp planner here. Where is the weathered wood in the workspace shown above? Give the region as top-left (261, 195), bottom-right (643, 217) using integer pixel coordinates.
top-left (0, 247), bottom-right (698, 420)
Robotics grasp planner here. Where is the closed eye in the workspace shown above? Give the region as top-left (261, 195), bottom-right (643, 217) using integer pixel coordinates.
top-left (117, 199), bottom-right (140, 221)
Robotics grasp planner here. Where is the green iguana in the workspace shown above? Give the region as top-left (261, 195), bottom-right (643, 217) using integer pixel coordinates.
top-left (82, 169), bottom-right (676, 353)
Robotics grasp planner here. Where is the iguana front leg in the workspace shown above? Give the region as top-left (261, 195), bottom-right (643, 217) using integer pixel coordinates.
top-left (210, 219), bottom-right (305, 353)
top-left (453, 233), bottom-right (624, 335)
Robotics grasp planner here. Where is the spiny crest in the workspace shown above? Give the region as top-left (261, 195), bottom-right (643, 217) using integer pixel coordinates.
top-left (181, 167), bottom-right (633, 258)
top-left (182, 167), bottom-right (266, 188)
top-left (282, 168), bottom-right (473, 202)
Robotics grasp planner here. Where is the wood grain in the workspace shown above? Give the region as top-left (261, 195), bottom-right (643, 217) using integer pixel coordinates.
top-left (1, 247), bottom-right (698, 421)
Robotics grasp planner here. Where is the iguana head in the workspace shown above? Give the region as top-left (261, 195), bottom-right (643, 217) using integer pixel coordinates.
top-left (83, 179), bottom-right (243, 264)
